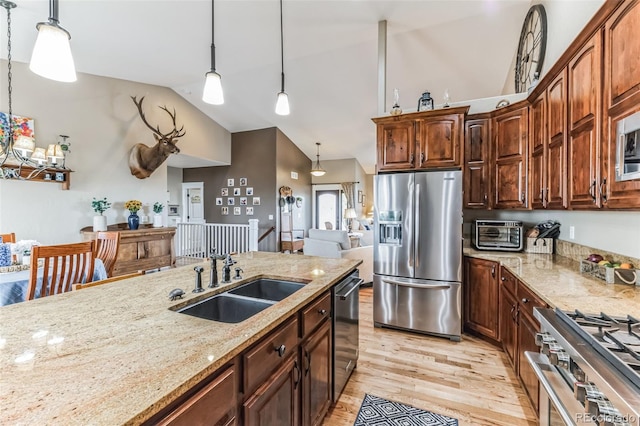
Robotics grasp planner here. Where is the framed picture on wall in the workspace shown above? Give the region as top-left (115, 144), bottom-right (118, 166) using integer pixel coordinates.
top-left (221, 207), bottom-right (228, 215)
top-left (216, 198), bottom-right (223, 205)
top-left (233, 188), bottom-right (241, 196)
top-left (239, 177), bottom-right (247, 186)
top-left (357, 190), bottom-right (363, 204)
top-left (246, 207), bottom-right (254, 215)
top-left (227, 179), bottom-right (234, 186)
top-left (227, 197), bottom-right (235, 205)
top-left (240, 197), bottom-right (247, 205)
top-left (233, 207), bottom-right (241, 215)
top-left (246, 187), bottom-right (254, 195)
top-left (253, 197), bottom-right (261, 205)
top-left (221, 188), bottom-right (228, 196)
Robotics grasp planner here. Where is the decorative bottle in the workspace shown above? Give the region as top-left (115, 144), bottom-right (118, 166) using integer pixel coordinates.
top-left (390, 88), bottom-right (402, 116)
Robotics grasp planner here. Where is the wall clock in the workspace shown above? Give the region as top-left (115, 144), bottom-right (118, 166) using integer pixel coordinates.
top-left (515, 4), bottom-right (547, 93)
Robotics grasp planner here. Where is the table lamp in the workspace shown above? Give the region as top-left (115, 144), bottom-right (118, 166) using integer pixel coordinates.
top-left (345, 208), bottom-right (357, 232)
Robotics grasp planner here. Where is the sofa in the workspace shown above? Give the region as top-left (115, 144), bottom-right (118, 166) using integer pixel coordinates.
top-left (303, 229), bottom-right (373, 283)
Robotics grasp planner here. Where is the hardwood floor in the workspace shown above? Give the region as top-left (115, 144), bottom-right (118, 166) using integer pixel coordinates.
top-left (323, 287), bottom-right (538, 426)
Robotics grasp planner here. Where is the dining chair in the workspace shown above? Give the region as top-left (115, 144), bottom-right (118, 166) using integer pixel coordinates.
top-left (94, 231), bottom-right (120, 278)
top-left (0, 232), bottom-right (16, 243)
top-left (27, 241), bottom-right (95, 300)
top-left (73, 270), bottom-right (144, 291)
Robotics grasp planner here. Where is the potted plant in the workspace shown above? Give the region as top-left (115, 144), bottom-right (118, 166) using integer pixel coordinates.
top-left (91, 197), bottom-right (111, 232)
top-left (124, 200), bottom-right (142, 230)
top-left (152, 202), bottom-right (164, 228)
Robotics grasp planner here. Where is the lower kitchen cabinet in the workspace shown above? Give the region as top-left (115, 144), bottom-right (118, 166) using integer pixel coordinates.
top-left (244, 355), bottom-right (301, 426)
top-left (499, 285), bottom-right (518, 367)
top-left (518, 310), bottom-right (541, 413)
top-left (463, 257), bottom-right (500, 342)
top-left (302, 320), bottom-right (332, 426)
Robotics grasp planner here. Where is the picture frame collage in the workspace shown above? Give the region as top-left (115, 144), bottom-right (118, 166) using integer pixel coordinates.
top-left (217, 178), bottom-right (259, 216)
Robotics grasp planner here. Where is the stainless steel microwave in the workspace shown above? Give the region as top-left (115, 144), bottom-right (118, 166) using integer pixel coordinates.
top-left (473, 220), bottom-right (523, 252)
top-left (616, 110), bottom-right (640, 181)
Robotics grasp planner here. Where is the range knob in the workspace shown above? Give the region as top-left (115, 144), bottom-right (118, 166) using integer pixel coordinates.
top-left (536, 332), bottom-right (555, 347)
top-left (570, 359), bottom-right (587, 382)
top-left (548, 349), bottom-right (569, 368)
top-left (574, 382), bottom-right (599, 403)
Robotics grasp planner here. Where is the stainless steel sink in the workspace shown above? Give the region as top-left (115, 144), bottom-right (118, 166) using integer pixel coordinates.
top-left (177, 294), bottom-right (275, 323)
top-left (227, 279), bottom-right (305, 301)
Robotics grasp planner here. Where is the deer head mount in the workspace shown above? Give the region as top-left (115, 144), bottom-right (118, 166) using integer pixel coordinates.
top-left (129, 96), bottom-right (186, 179)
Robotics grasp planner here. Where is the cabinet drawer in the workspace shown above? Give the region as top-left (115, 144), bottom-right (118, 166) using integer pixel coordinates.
top-left (157, 365), bottom-right (236, 426)
top-left (517, 283), bottom-right (546, 322)
top-left (301, 292), bottom-right (331, 338)
top-left (244, 317), bottom-right (299, 395)
top-left (499, 267), bottom-right (517, 296)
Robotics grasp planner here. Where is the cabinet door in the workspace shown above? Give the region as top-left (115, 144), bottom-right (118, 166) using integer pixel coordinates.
top-left (464, 118), bottom-right (491, 208)
top-left (463, 257), bottom-right (500, 341)
top-left (416, 115), bottom-right (461, 168)
top-left (529, 94), bottom-right (546, 209)
top-left (518, 312), bottom-right (541, 415)
top-left (376, 121), bottom-right (416, 171)
top-left (244, 356), bottom-right (301, 426)
top-left (568, 32), bottom-right (602, 209)
top-left (500, 285), bottom-right (518, 369)
top-left (546, 70), bottom-right (568, 209)
top-left (302, 321), bottom-right (332, 426)
top-left (493, 105), bottom-right (529, 209)
top-left (601, 1), bottom-right (640, 209)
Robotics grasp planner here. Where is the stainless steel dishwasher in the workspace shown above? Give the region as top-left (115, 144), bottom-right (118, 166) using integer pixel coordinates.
top-left (332, 271), bottom-right (362, 402)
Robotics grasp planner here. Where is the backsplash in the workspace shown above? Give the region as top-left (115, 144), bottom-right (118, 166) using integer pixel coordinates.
top-left (555, 239), bottom-right (639, 267)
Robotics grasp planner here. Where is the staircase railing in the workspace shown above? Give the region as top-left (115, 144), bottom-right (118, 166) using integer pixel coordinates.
top-left (176, 219), bottom-right (259, 258)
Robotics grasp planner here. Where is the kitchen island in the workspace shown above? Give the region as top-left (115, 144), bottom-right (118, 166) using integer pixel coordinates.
top-left (0, 252), bottom-right (360, 425)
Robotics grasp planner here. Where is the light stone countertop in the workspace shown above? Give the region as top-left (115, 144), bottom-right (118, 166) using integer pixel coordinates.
top-left (0, 252), bottom-right (361, 425)
top-left (464, 247), bottom-right (640, 317)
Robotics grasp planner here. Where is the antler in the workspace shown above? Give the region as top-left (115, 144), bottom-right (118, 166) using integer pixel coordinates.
top-left (130, 96), bottom-right (186, 140)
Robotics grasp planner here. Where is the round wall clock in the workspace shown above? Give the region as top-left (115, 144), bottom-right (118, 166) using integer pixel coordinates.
top-left (515, 4), bottom-right (547, 93)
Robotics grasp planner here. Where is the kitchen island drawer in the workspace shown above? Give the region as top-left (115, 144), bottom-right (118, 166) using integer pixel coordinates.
top-left (301, 291), bottom-right (331, 338)
top-left (500, 266), bottom-right (518, 296)
top-left (243, 317), bottom-right (299, 395)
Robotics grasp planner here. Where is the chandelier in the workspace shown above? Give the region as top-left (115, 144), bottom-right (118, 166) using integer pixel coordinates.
top-left (1, 1), bottom-right (70, 181)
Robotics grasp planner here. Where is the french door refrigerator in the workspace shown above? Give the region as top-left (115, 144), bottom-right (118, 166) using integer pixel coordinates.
top-left (373, 170), bottom-right (463, 341)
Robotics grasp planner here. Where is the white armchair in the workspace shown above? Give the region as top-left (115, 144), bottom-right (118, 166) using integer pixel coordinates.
top-left (303, 229), bottom-right (373, 283)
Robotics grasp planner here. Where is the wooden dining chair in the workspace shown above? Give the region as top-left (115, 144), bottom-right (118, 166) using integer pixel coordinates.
top-left (73, 270), bottom-right (144, 291)
top-left (27, 241), bottom-right (95, 301)
top-left (0, 232), bottom-right (16, 243)
top-left (94, 231), bottom-right (120, 278)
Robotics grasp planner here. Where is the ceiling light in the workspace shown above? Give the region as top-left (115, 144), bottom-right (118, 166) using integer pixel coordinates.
top-left (29, 0), bottom-right (77, 83)
top-left (310, 142), bottom-right (326, 177)
top-left (202, 0), bottom-right (224, 105)
top-left (275, 0), bottom-right (290, 116)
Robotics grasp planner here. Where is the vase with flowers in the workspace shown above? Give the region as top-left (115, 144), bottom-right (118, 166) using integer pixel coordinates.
top-left (152, 202), bottom-right (164, 228)
top-left (124, 200), bottom-right (142, 230)
top-left (91, 197), bottom-right (112, 232)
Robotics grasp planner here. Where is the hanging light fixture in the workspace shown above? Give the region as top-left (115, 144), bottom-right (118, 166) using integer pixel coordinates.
top-left (29, 0), bottom-right (77, 82)
top-left (310, 142), bottom-right (326, 177)
top-left (1, 1), bottom-right (67, 180)
top-left (202, 0), bottom-right (224, 105)
top-left (275, 0), bottom-right (290, 115)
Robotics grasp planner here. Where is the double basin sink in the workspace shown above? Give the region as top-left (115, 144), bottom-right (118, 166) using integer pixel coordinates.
top-left (177, 279), bottom-right (306, 323)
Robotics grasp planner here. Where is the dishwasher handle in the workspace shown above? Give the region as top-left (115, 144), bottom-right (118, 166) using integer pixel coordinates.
top-left (336, 277), bottom-right (364, 300)
top-left (381, 278), bottom-right (450, 290)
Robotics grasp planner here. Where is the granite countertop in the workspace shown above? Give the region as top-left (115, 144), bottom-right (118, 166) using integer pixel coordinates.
top-left (463, 247), bottom-right (640, 317)
top-left (0, 252), bottom-right (360, 425)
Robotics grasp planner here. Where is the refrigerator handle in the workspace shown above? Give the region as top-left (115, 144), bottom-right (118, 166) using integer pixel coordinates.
top-left (381, 279), bottom-right (451, 290)
top-left (414, 182), bottom-right (420, 270)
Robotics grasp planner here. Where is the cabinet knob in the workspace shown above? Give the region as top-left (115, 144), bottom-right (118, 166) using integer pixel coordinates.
top-left (275, 344), bottom-right (286, 357)
top-left (318, 309), bottom-right (327, 315)
top-left (501, 276), bottom-right (506, 281)
top-left (521, 298), bottom-right (529, 304)
top-left (491, 266), bottom-right (495, 277)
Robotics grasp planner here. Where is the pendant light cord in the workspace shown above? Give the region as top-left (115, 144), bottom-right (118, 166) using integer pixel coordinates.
top-left (279, 0), bottom-right (285, 92)
top-left (4, 2), bottom-right (13, 150)
top-left (49, 0), bottom-right (59, 24)
top-left (210, 0), bottom-right (216, 72)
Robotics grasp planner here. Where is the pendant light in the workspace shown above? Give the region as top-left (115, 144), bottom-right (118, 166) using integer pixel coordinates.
top-left (202, 0), bottom-right (224, 105)
top-left (275, 0), bottom-right (290, 115)
top-left (310, 142), bottom-right (326, 177)
top-left (29, 0), bottom-right (77, 82)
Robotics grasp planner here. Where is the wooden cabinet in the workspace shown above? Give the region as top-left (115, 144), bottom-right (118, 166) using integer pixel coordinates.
top-left (373, 107), bottom-right (469, 172)
top-left (498, 266), bottom-right (547, 415)
top-left (492, 103), bottom-right (529, 209)
top-left (157, 365), bottom-right (237, 426)
top-left (301, 320), bottom-right (332, 426)
top-left (529, 93), bottom-right (547, 209)
top-left (463, 257), bottom-right (500, 342)
top-left (464, 115), bottom-right (491, 208)
top-left (601, 0), bottom-right (640, 208)
top-left (567, 32), bottom-right (602, 209)
top-left (81, 225), bottom-right (176, 276)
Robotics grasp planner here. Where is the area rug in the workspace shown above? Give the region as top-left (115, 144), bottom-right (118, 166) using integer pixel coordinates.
top-left (354, 394), bottom-right (458, 426)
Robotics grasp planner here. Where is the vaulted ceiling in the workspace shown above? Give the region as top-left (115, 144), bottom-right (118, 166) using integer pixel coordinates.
top-left (5, 1), bottom-right (549, 173)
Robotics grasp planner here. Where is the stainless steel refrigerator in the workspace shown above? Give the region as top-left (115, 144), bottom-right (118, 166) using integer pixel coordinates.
top-left (373, 170), bottom-right (463, 341)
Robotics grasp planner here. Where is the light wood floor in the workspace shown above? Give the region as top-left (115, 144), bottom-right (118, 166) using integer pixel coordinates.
top-left (323, 287), bottom-right (538, 426)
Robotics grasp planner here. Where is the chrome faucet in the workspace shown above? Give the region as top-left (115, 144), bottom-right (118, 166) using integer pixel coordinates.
top-left (208, 248), bottom-right (226, 288)
top-left (222, 254), bottom-right (236, 284)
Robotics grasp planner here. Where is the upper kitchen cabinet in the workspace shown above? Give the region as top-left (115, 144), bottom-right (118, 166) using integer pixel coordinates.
top-left (601, 0), bottom-right (640, 208)
top-left (464, 114), bottom-right (491, 209)
top-left (373, 106), bottom-right (468, 172)
top-left (492, 102), bottom-right (529, 209)
top-left (567, 32), bottom-right (603, 209)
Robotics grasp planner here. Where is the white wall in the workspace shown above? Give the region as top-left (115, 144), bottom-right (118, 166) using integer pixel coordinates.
top-left (0, 61), bottom-right (230, 244)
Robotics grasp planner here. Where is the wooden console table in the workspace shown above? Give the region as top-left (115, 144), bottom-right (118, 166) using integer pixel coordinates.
top-left (81, 224), bottom-right (176, 276)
